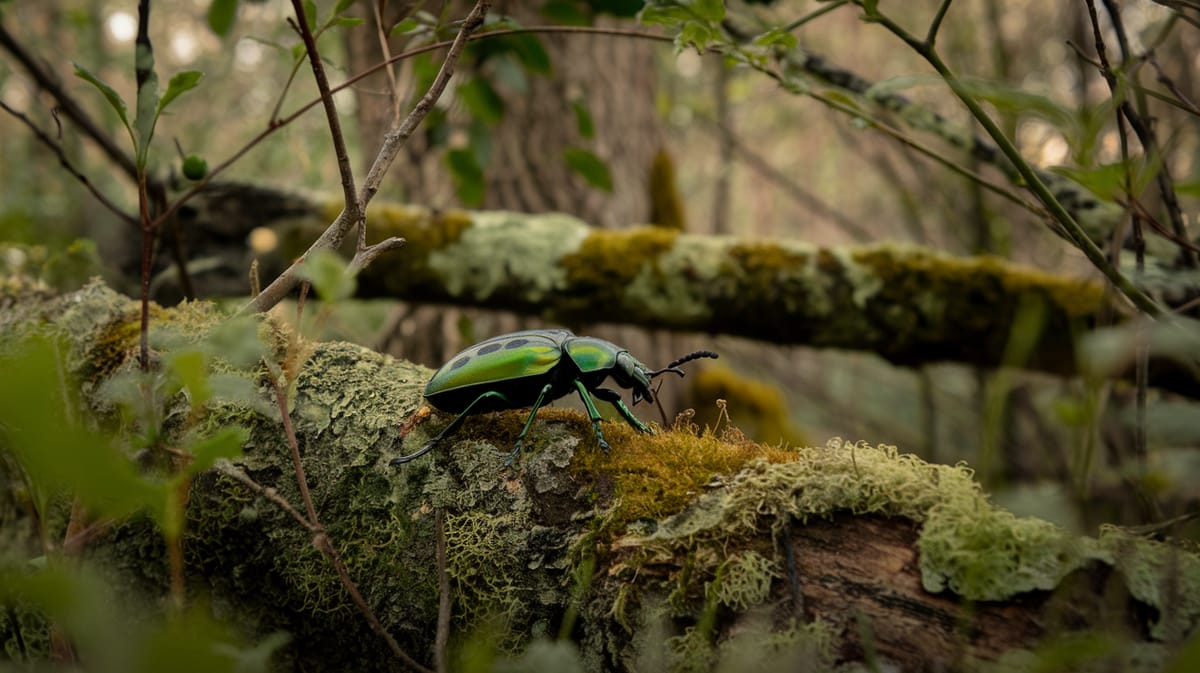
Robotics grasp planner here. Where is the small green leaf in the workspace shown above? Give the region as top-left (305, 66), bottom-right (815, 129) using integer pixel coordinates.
top-left (332, 16), bottom-right (364, 28)
top-left (389, 18), bottom-right (420, 35)
top-left (204, 315), bottom-right (267, 370)
top-left (187, 427), bottom-right (248, 474)
top-left (446, 148), bottom-right (485, 206)
top-left (298, 249), bottom-right (356, 301)
top-left (564, 147), bottom-right (612, 191)
top-left (207, 0), bottom-right (239, 36)
top-left (157, 70), bottom-right (203, 117)
top-left (334, 0), bottom-right (356, 15)
top-left (506, 34), bottom-right (552, 75)
top-left (573, 100), bottom-right (595, 139)
top-left (692, 0), bottom-right (725, 22)
top-left (753, 27), bottom-right (798, 50)
top-left (168, 349), bottom-right (212, 409)
top-left (457, 77), bottom-right (505, 125)
top-left (72, 63), bottom-right (130, 130)
top-left (303, 0), bottom-right (318, 30)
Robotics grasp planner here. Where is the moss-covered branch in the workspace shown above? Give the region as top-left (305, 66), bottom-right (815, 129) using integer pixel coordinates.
top-left (280, 202), bottom-right (1194, 395)
top-left (3, 279), bottom-right (1199, 671)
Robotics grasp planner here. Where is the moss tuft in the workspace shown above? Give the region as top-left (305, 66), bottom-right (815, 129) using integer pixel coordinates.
top-left (569, 421), bottom-right (794, 527)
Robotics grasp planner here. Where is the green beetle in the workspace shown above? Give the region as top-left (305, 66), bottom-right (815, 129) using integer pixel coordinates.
top-left (390, 329), bottom-right (717, 464)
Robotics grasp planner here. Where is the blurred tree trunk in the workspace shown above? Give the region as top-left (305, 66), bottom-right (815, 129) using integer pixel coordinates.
top-left (344, 2), bottom-right (681, 403)
top-left (346, 3), bottom-right (662, 227)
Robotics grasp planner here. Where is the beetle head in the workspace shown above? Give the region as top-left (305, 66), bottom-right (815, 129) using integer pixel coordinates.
top-left (612, 352), bottom-right (656, 405)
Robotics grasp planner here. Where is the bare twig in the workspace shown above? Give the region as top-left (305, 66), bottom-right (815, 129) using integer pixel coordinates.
top-left (0, 20), bottom-right (139, 181)
top-left (0, 100), bottom-right (137, 226)
top-left (287, 3), bottom-right (361, 240)
top-left (435, 508), bottom-right (451, 673)
top-left (267, 375), bottom-right (433, 673)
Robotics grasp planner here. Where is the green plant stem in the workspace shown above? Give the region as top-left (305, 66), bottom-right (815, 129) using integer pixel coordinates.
top-left (861, 5), bottom-right (1163, 317)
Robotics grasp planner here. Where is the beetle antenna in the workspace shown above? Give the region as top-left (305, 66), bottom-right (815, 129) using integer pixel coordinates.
top-left (648, 350), bottom-right (719, 379)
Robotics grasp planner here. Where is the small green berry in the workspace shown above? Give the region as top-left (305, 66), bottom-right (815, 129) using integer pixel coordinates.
top-left (182, 155), bottom-right (208, 180)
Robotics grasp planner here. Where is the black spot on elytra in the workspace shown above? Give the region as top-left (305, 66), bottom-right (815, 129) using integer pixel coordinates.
top-left (478, 343), bottom-right (503, 355)
top-left (504, 338), bottom-right (530, 349)
top-left (450, 356), bottom-right (470, 370)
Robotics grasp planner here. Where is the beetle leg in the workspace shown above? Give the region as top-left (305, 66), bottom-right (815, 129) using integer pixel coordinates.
top-left (391, 390), bottom-right (509, 465)
top-left (507, 382), bottom-right (555, 465)
top-left (592, 387), bottom-right (652, 434)
top-left (571, 380), bottom-right (615, 453)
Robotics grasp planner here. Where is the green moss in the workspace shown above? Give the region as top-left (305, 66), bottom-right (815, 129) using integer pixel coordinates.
top-left (561, 226), bottom-right (679, 313)
top-left (569, 422), bottom-right (794, 528)
top-left (613, 439), bottom-right (1200, 644)
top-left (852, 244), bottom-right (1105, 322)
top-left (647, 148), bottom-right (687, 231)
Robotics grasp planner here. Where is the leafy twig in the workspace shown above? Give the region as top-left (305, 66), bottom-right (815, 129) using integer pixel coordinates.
top-left (857, 2), bottom-right (1163, 316)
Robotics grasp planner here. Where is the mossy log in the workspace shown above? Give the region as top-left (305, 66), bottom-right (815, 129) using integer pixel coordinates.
top-left (280, 201), bottom-right (1192, 397)
top-left (2, 279), bottom-right (1198, 672)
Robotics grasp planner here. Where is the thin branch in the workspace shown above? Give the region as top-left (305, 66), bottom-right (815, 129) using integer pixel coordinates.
top-left (373, 0), bottom-right (404, 128)
top-left (0, 20), bottom-right (139, 181)
top-left (925, 0), bottom-right (956, 47)
top-left (858, 3), bottom-right (1163, 316)
top-left (0, 99), bottom-right (137, 226)
top-left (435, 508), bottom-right (451, 673)
top-left (288, 5), bottom-right (361, 237)
top-left (213, 462), bottom-right (315, 531)
top-left (267, 374), bottom-right (433, 673)
top-left (782, 0), bottom-right (849, 32)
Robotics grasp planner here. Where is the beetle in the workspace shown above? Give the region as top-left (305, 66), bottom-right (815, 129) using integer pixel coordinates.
top-left (390, 329), bottom-right (717, 465)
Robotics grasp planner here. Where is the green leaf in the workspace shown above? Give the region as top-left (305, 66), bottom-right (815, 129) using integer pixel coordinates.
top-left (573, 100), bottom-right (595, 139)
top-left (446, 148), bottom-right (485, 206)
top-left (1049, 161), bottom-right (1159, 202)
top-left (168, 349), bottom-right (212, 410)
top-left (332, 16), bottom-right (364, 28)
top-left (506, 34), bottom-right (552, 75)
top-left (298, 249), bottom-right (356, 301)
top-left (72, 63), bottom-right (131, 131)
top-left (692, 0), bottom-right (725, 22)
top-left (205, 315), bottom-right (267, 370)
top-left (753, 27), bottom-right (797, 50)
top-left (133, 44), bottom-right (160, 167)
top-left (303, 0), bottom-right (317, 30)
top-left (0, 335), bottom-right (166, 521)
top-left (457, 77), bottom-right (506, 125)
top-left (187, 427), bottom-right (248, 474)
top-left (156, 70), bottom-right (203, 117)
top-left (563, 147), bottom-right (612, 191)
top-left (207, 0), bottom-right (239, 36)
top-left (334, 0), bottom-right (356, 15)
top-left (389, 18), bottom-right (420, 35)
